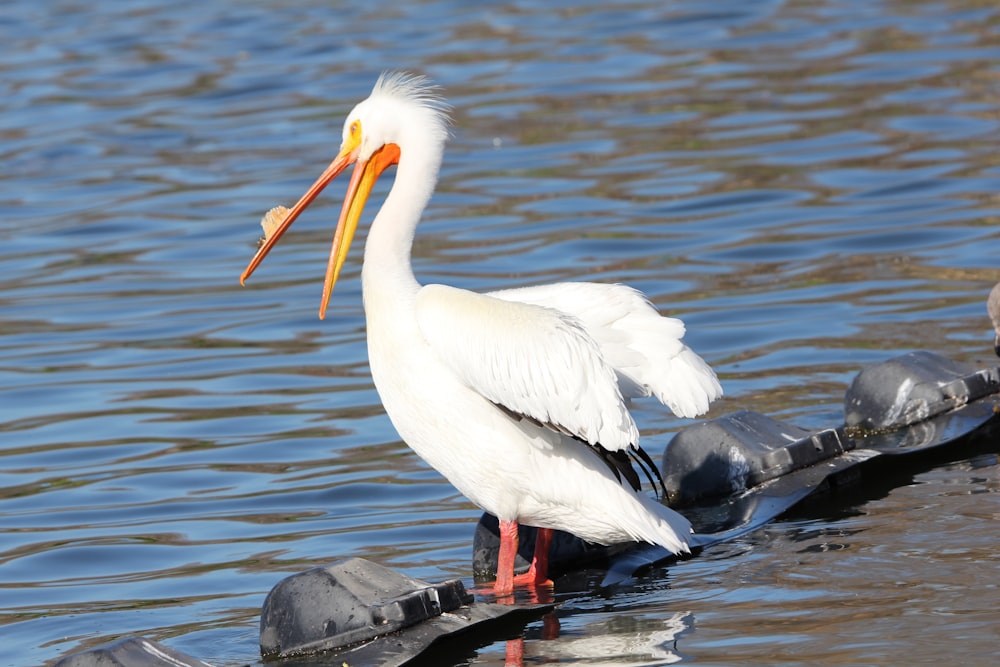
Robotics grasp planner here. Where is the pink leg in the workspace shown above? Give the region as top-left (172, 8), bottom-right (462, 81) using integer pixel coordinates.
top-left (523, 527), bottom-right (552, 583)
top-left (512, 527), bottom-right (555, 591)
top-left (495, 519), bottom-right (519, 596)
top-left (495, 522), bottom-right (555, 596)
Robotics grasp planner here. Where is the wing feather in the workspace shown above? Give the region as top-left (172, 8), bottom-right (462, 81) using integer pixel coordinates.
top-left (489, 282), bottom-right (722, 418)
top-left (415, 284), bottom-right (638, 450)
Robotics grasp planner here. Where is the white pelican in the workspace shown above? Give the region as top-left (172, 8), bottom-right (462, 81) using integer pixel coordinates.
top-left (241, 73), bottom-right (722, 595)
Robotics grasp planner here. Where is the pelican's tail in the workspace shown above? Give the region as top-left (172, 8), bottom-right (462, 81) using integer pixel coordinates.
top-left (576, 481), bottom-right (693, 554)
top-left (630, 492), bottom-right (692, 555)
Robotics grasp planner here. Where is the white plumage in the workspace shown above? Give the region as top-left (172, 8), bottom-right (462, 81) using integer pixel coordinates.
top-left (241, 72), bottom-right (723, 595)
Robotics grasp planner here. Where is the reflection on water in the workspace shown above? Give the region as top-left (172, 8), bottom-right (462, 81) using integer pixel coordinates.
top-left (2, 0), bottom-right (1000, 665)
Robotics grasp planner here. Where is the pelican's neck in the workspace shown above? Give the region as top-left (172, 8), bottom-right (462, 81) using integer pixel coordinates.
top-left (362, 143), bottom-right (441, 320)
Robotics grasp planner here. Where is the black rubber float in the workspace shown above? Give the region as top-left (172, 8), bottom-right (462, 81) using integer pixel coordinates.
top-left (258, 557), bottom-right (551, 665)
top-left (844, 350), bottom-right (1000, 431)
top-left (54, 351), bottom-right (1000, 667)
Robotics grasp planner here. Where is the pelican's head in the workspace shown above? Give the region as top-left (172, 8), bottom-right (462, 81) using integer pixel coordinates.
top-left (240, 72), bottom-right (449, 319)
top-left (346, 74), bottom-right (449, 163)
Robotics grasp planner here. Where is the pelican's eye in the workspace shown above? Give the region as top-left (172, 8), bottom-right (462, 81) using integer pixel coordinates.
top-left (344, 120), bottom-right (363, 152)
top-left (341, 120), bottom-right (363, 155)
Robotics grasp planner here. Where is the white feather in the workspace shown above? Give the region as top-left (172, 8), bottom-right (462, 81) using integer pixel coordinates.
top-left (491, 282), bottom-right (722, 418)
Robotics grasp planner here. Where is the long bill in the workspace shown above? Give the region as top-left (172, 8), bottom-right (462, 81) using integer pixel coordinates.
top-left (239, 141), bottom-right (399, 320)
top-left (318, 143), bottom-right (400, 319)
top-left (240, 147), bottom-right (356, 288)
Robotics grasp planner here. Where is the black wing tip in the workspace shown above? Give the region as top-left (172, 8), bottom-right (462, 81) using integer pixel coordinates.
top-left (596, 446), bottom-right (641, 492)
top-left (592, 442), bottom-right (666, 499)
top-left (631, 444), bottom-right (667, 499)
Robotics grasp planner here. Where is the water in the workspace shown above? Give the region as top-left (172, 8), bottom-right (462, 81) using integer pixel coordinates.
top-left (3, 0), bottom-right (1000, 664)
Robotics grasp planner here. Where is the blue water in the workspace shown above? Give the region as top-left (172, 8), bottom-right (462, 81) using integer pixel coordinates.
top-left (3, 1), bottom-right (1000, 665)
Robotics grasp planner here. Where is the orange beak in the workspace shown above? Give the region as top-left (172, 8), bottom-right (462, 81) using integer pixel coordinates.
top-left (240, 137), bottom-right (401, 320)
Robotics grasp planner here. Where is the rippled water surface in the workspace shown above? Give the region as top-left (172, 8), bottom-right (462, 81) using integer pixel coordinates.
top-left (4, 1), bottom-right (1000, 665)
